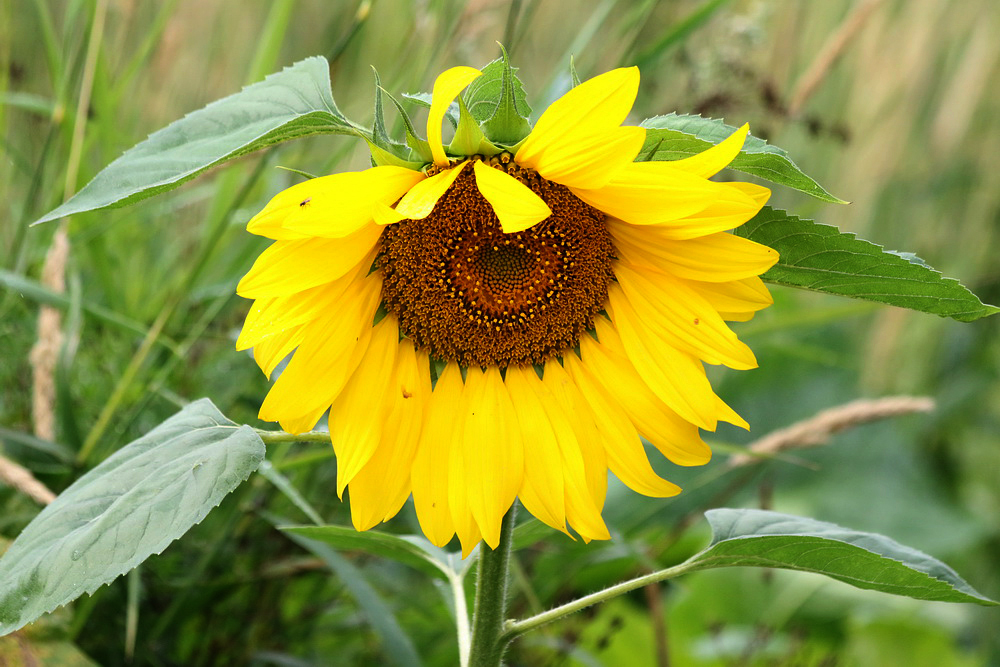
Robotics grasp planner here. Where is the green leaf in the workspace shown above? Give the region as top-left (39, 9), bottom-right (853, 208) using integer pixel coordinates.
top-left (736, 207), bottom-right (1000, 322)
top-left (640, 113), bottom-right (847, 204)
top-left (35, 56), bottom-right (363, 224)
top-left (466, 46), bottom-right (533, 145)
top-left (689, 509), bottom-right (997, 606)
top-left (281, 528), bottom-right (425, 667)
top-left (0, 399), bottom-right (265, 635)
top-left (281, 525), bottom-right (451, 580)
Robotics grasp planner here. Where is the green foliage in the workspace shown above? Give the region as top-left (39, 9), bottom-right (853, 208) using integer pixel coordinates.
top-left (736, 207), bottom-right (1000, 322)
top-left (35, 56), bottom-right (361, 224)
top-left (641, 113), bottom-right (847, 203)
top-left (688, 509), bottom-right (997, 605)
top-left (282, 529), bottom-right (426, 667)
top-left (0, 400), bottom-right (265, 635)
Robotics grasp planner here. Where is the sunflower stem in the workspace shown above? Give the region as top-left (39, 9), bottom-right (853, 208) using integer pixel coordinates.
top-left (467, 505), bottom-right (516, 667)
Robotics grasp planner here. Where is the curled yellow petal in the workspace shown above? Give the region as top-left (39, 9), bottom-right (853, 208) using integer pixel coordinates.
top-left (472, 160), bottom-right (551, 233)
top-left (669, 124), bottom-right (749, 179)
top-left (429, 66), bottom-right (483, 167)
top-left (391, 162), bottom-right (466, 220)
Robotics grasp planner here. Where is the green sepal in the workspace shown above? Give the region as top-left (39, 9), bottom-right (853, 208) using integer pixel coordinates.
top-left (465, 45), bottom-right (532, 146)
top-left (365, 139), bottom-right (423, 169)
top-left (370, 67), bottom-right (394, 149)
top-left (381, 87), bottom-right (433, 164)
top-left (569, 55), bottom-right (582, 88)
top-left (275, 165), bottom-right (320, 180)
top-left (448, 97), bottom-right (502, 157)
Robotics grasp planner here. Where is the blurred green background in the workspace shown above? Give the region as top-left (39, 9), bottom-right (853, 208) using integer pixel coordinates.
top-left (2, 0), bottom-right (999, 665)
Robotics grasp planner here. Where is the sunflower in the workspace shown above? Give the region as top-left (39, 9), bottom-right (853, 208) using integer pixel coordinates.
top-left (236, 65), bottom-right (778, 556)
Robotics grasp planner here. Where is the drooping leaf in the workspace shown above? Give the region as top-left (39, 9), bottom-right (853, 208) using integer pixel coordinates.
top-left (687, 509), bottom-right (997, 605)
top-left (281, 529), bottom-right (425, 667)
top-left (35, 56), bottom-right (363, 224)
top-left (281, 525), bottom-right (451, 580)
top-left (640, 113), bottom-right (846, 204)
top-left (0, 399), bottom-right (265, 635)
top-left (737, 207), bottom-right (999, 322)
top-left (467, 45), bottom-right (533, 145)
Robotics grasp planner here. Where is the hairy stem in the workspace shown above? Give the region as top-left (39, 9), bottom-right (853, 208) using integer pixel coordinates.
top-left (468, 506), bottom-right (516, 667)
top-left (501, 560), bottom-right (699, 644)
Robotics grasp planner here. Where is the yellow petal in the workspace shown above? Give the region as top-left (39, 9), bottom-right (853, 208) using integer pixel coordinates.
top-left (504, 366), bottom-right (569, 535)
top-left (532, 365), bottom-right (609, 542)
top-left (572, 161), bottom-right (738, 226)
top-left (563, 354), bottom-right (681, 498)
top-left (612, 227), bottom-right (779, 283)
top-left (605, 183), bottom-right (769, 241)
top-left (258, 274), bottom-right (381, 424)
top-left (449, 368), bottom-right (484, 557)
top-left (253, 326), bottom-right (304, 379)
top-left (542, 360), bottom-right (608, 514)
top-left (412, 362), bottom-right (463, 548)
top-left (612, 264), bottom-right (757, 369)
top-left (604, 294), bottom-right (724, 431)
top-left (391, 162), bottom-right (466, 221)
top-left (331, 315), bottom-right (400, 497)
top-left (669, 124), bottom-right (749, 178)
top-left (236, 250), bottom-right (373, 351)
top-left (279, 404), bottom-right (328, 435)
top-left (373, 201), bottom-right (405, 226)
top-left (690, 276), bottom-right (773, 318)
top-left (277, 166), bottom-right (424, 238)
top-left (517, 68), bottom-right (640, 188)
top-left (584, 318), bottom-right (714, 463)
top-left (236, 225), bottom-right (380, 299)
top-left (518, 126), bottom-right (646, 190)
top-left (472, 160), bottom-right (551, 233)
top-left (460, 366), bottom-right (524, 548)
top-left (429, 67), bottom-right (483, 167)
top-left (347, 339), bottom-right (430, 531)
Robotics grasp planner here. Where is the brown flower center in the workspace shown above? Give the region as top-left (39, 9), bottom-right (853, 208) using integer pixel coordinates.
top-left (378, 156), bottom-right (615, 368)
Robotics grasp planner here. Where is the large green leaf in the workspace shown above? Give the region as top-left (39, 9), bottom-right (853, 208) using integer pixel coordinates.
top-left (35, 56), bottom-right (361, 224)
top-left (736, 207), bottom-right (999, 321)
top-left (0, 399), bottom-right (265, 635)
top-left (688, 509), bottom-right (996, 605)
top-left (640, 113), bottom-right (846, 204)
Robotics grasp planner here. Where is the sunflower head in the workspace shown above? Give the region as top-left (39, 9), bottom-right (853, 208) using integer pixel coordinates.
top-left (236, 54), bottom-right (778, 556)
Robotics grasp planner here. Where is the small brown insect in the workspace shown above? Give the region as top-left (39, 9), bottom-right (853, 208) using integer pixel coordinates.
top-left (401, 388), bottom-right (413, 399)
top-left (299, 197), bottom-right (312, 207)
